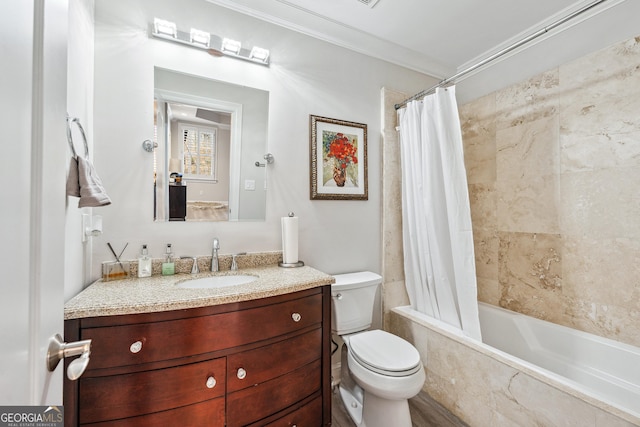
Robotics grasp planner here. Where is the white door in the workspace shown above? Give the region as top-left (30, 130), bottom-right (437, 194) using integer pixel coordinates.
top-left (0, 0), bottom-right (69, 405)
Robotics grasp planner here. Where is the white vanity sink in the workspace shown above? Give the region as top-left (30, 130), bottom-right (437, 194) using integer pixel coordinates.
top-left (176, 275), bottom-right (258, 289)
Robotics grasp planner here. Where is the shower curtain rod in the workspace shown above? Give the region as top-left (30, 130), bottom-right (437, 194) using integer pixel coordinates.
top-left (395, 0), bottom-right (610, 110)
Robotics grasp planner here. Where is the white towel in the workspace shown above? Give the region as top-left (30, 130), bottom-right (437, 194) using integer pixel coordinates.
top-left (66, 157), bottom-right (80, 197)
top-left (77, 156), bottom-right (111, 208)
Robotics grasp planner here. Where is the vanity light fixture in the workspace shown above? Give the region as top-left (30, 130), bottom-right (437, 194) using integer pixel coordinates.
top-left (190, 28), bottom-right (210, 48)
top-left (250, 46), bottom-right (270, 63)
top-left (150, 18), bottom-right (270, 66)
top-left (154, 18), bottom-right (177, 38)
top-left (221, 38), bottom-right (242, 55)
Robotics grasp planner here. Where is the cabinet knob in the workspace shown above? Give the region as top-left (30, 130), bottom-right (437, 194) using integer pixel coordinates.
top-left (129, 341), bottom-right (143, 354)
top-left (237, 368), bottom-right (247, 380)
top-left (291, 312), bottom-right (302, 322)
top-left (206, 376), bottom-right (217, 389)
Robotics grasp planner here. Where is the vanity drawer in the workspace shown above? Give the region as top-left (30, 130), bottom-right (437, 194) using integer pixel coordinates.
top-left (83, 293), bottom-right (322, 369)
top-left (82, 397), bottom-right (225, 427)
top-left (262, 395), bottom-right (322, 427)
top-left (227, 359), bottom-right (321, 427)
top-left (79, 357), bottom-right (225, 424)
top-left (228, 328), bottom-right (322, 393)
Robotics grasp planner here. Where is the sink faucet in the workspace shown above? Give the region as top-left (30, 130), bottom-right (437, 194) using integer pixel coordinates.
top-left (211, 238), bottom-right (220, 272)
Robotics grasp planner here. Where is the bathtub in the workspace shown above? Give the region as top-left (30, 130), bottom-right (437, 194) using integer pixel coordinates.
top-left (390, 303), bottom-right (640, 426)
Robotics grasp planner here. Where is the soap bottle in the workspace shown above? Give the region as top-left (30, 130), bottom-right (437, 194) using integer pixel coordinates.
top-left (137, 244), bottom-right (152, 278)
top-left (162, 243), bottom-right (175, 276)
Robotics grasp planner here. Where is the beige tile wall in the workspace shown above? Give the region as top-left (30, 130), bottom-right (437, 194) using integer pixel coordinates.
top-left (460, 35), bottom-right (640, 347)
top-left (380, 88), bottom-right (411, 325)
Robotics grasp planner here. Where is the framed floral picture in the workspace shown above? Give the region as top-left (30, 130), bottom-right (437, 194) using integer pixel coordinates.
top-left (310, 115), bottom-right (368, 200)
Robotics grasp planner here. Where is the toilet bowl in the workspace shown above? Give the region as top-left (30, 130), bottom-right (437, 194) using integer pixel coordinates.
top-left (332, 272), bottom-right (425, 427)
top-left (347, 330), bottom-right (425, 398)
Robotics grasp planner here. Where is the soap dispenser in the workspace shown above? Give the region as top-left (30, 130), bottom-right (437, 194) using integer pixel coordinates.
top-left (138, 244), bottom-right (152, 278)
top-left (162, 243), bottom-right (175, 276)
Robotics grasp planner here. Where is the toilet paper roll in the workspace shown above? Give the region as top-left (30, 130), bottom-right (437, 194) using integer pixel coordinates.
top-left (281, 215), bottom-right (299, 264)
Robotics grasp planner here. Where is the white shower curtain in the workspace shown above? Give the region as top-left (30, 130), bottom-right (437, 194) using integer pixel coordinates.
top-left (397, 86), bottom-right (481, 341)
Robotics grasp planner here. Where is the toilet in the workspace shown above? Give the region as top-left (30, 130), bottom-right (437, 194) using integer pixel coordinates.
top-left (331, 272), bottom-right (425, 427)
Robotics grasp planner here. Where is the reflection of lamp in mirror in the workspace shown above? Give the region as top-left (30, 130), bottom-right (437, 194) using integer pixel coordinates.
top-left (169, 158), bottom-right (182, 184)
top-left (169, 158), bottom-right (181, 173)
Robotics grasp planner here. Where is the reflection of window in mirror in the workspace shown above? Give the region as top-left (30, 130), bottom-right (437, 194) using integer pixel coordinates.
top-left (180, 124), bottom-right (217, 181)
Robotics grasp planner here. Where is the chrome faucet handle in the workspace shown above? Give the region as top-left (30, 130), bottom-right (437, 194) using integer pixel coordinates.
top-left (211, 238), bottom-right (220, 272)
top-left (180, 256), bottom-right (200, 274)
top-left (231, 252), bottom-right (247, 271)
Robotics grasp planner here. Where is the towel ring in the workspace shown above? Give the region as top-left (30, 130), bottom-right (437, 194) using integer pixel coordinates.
top-left (66, 115), bottom-right (89, 159)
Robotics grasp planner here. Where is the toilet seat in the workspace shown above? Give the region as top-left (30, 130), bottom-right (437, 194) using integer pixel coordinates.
top-left (348, 330), bottom-right (422, 377)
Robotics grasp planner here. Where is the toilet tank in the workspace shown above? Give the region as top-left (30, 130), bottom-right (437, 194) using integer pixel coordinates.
top-left (331, 271), bottom-right (382, 335)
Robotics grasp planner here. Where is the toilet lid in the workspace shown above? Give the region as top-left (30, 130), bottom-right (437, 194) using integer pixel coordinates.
top-left (349, 330), bottom-right (422, 377)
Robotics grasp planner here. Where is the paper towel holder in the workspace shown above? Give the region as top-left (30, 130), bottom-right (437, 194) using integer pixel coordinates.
top-left (279, 260), bottom-right (305, 268)
top-left (279, 212), bottom-right (305, 268)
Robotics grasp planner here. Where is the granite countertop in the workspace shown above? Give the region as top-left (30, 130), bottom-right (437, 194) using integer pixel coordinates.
top-left (65, 254), bottom-right (335, 320)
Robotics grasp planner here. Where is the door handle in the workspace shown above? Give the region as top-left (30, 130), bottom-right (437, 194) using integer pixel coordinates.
top-left (46, 334), bottom-right (92, 380)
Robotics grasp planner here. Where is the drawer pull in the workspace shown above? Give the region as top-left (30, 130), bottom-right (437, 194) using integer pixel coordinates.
top-left (206, 376), bottom-right (217, 389)
top-left (291, 312), bottom-right (302, 322)
top-left (237, 368), bottom-right (247, 380)
top-left (129, 341), bottom-right (143, 354)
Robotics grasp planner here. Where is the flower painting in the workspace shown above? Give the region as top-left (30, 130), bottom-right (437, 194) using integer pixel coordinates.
top-left (325, 131), bottom-right (358, 187)
top-left (310, 115), bottom-right (367, 200)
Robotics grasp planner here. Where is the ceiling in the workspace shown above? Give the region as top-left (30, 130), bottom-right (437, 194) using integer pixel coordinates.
top-left (169, 102), bottom-right (231, 128)
top-left (205, 0), bottom-right (640, 102)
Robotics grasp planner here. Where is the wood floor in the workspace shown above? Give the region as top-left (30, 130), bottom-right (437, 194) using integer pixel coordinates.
top-left (331, 387), bottom-right (469, 427)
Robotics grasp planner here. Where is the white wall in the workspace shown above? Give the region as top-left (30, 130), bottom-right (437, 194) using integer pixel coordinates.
top-left (64, 0), bottom-right (94, 300)
top-left (90, 0), bottom-right (432, 281)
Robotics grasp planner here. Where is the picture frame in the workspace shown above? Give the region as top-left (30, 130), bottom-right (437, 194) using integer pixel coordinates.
top-left (310, 115), bottom-right (368, 200)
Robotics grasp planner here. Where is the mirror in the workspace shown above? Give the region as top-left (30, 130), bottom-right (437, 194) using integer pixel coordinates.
top-left (153, 68), bottom-right (269, 222)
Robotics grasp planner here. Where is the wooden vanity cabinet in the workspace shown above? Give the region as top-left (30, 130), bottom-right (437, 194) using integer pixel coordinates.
top-left (64, 286), bottom-right (331, 427)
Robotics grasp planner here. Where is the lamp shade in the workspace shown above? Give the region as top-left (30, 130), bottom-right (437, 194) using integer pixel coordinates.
top-left (169, 158), bottom-right (181, 173)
